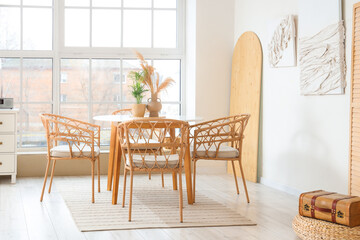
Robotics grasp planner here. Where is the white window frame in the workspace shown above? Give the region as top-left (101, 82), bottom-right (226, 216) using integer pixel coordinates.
top-left (0, 0), bottom-right (186, 151)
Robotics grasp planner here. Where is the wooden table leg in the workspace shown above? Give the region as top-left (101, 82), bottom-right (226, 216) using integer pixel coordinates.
top-left (170, 127), bottom-right (193, 204)
top-left (184, 142), bottom-right (193, 204)
top-left (107, 123), bottom-right (117, 191)
top-left (112, 131), bottom-right (122, 205)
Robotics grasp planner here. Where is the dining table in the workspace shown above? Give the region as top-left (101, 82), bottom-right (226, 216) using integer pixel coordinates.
top-left (93, 114), bottom-right (203, 205)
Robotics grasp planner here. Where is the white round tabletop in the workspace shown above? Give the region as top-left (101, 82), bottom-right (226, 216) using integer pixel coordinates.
top-left (93, 114), bottom-right (203, 123)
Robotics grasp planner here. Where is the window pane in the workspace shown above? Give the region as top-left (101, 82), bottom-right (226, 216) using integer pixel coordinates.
top-left (154, 10), bottom-right (176, 48)
top-left (123, 0), bottom-right (151, 8)
top-left (123, 10), bottom-right (151, 47)
top-left (64, 0), bottom-right (89, 7)
top-left (92, 0), bottom-right (121, 7)
top-left (0, 7), bottom-right (20, 50)
top-left (92, 9), bottom-right (121, 47)
top-left (22, 58), bottom-right (52, 102)
top-left (0, 0), bottom-right (20, 4)
top-left (20, 104), bottom-right (51, 148)
top-left (60, 59), bottom-right (89, 102)
top-left (23, 8), bottom-right (52, 50)
top-left (23, 0), bottom-right (52, 6)
top-left (153, 60), bottom-right (180, 102)
top-left (0, 58), bottom-right (20, 102)
top-left (60, 104), bottom-right (89, 122)
top-left (122, 59), bottom-right (150, 102)
top-left (92, 103), bottom-right (121, 145)
top-left (154, 0), bottom-right (176, 8)
top-left (161, 104), bottom-right (180, 116)
top-left (91, 59), bottom-right (121, 102)
top-left (65, 9), bottom-right (89, 47)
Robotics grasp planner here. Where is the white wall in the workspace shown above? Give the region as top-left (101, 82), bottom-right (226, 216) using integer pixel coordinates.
top-left (185, 0), bottom-right (235, 172)
top-left (186, 0), bottom-right (235, 121)
top-left (234, 0), bottom-right (357, 194)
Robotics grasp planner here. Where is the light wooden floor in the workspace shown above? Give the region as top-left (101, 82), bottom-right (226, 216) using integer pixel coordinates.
top-left (0, 173), bottom-right (300, 240)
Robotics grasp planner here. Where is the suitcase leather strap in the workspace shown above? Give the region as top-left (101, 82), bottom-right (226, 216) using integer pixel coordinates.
top-left (311, 192), bottom-right (335, 218)
top-left (331, 196), bottom-right (357, 223)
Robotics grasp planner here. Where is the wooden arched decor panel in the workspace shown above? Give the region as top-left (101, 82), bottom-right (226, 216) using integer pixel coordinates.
top-left (228, 32), bottom-right (262, 183)
top-left (350, 2), bottom-right (360, 196)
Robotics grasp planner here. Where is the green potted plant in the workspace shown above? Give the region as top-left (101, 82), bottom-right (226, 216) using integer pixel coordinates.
top-left (128, 70), bottom-right (148, 117)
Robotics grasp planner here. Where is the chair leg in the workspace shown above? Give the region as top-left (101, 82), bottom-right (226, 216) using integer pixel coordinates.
top-left (231, 160), bottom-right (240, 195)
top-left (91, 160), bottom-right (95, 203)
top-left (40, 158), bottom-right (52, 202)
top-left (161, 171), bottom-right (164, 188)
top-left (192, 160), bottom-right (197, 203)
top-left (129, 170), bottom-right (134, 222)
top-left (48, 159), bottom-right (57, 193)
top-left (238, 160), bottom-right (250, 203)
top-left (122, 168), bottom-right (128, 208)
top-left (172, 171), bottom-right (178, 190)
top-left (178, 169), bottom-right (183, 223)
top-left (97, 156), bottom-right (100, 193)
top-left (149, 172), bottom-right (151, 180)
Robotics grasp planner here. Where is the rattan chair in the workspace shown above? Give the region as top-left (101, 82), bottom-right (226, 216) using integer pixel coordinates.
top-left (112, 109), bottom-right (154, 180)
top-left (119, 118), bottom-right (189, 222)
top-left (111, 108), bottom-right (168, 184)
top-left (190, 114), bottom-right (250, 203)
top-left (40, 113), bottom-right (101, 203)
top-left (112, 109), bottom-right (132, 116)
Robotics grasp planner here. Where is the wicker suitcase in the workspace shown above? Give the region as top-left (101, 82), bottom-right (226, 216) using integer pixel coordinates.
top-left (299, 190), bottom-right (360, 227)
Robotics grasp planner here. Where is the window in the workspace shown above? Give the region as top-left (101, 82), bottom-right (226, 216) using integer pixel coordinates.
top-left (0, 0), bottom-right (184, 149)
top-left (122, 73), bottom-right (126, 84)
top-left (60, 94), bottom-right (67, 102)
top-left (0, 0), bottom-right (52, 50)
top-left (113, 73), bottom-right (121, 83)
top-left (63, 0), bottom-right (178, 48)
top-left (113, 95), bottom-right (121, 102)
top-left (60, 73), bottom-right (68, 83)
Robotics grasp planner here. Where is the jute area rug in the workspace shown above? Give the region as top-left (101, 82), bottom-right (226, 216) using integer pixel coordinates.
top-left (55, 175), bottom-right (255, 231)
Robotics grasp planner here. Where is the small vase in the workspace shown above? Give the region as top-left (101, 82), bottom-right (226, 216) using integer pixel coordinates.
top-left (132, 103), bottom-right (146, 117)
top-left (147, 93), bottom-right (162, 117)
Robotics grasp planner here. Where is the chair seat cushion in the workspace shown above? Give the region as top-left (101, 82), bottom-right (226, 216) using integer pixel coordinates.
top-left (50, 144), bottom-right (100, 158)
top-left (191, 145), bottom-right (239, 158)
top-left (126, 154), bottom-right (180, 168)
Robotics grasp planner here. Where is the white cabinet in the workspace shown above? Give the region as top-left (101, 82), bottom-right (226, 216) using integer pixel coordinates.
top-left (0, 109), bottom-right (18, 183)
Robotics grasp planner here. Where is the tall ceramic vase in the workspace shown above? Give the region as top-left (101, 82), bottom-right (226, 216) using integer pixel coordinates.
top-left (147, 93), bottom-right (162, 117)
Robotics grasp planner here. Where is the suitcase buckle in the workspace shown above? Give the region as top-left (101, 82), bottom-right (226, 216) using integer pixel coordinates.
top-left (304, 204), bottom-right (310, 211)
top-left (337, 211), bottom-right (344, 218)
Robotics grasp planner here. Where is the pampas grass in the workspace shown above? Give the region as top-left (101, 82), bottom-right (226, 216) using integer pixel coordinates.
top-left (135, 51), bottom-right (175, 95)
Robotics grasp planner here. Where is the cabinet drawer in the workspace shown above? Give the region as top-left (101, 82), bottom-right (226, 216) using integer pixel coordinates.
top-left (0, 135), bottom-right (15, 152)
top-left (0, 114), bottom-right (15, 132)
top-left (0, 155), bottom-right (15, 173)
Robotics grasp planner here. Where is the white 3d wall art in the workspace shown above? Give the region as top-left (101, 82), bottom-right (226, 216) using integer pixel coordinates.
top-left (299, 21), bottom-right (345, 95)
top-left (299, 0), bottom-right (345, 95)
top-left (268, 15), bottom-right (296, 68)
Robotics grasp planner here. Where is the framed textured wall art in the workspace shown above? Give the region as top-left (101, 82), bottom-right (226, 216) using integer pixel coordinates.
top-left (268, 15), bottom-right (296, 68)
top-left (298, 0), bottom-right (345, 95)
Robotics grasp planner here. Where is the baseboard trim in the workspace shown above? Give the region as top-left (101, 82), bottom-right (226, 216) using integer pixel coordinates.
top-left (260, 177), bottom-right (301, 197)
